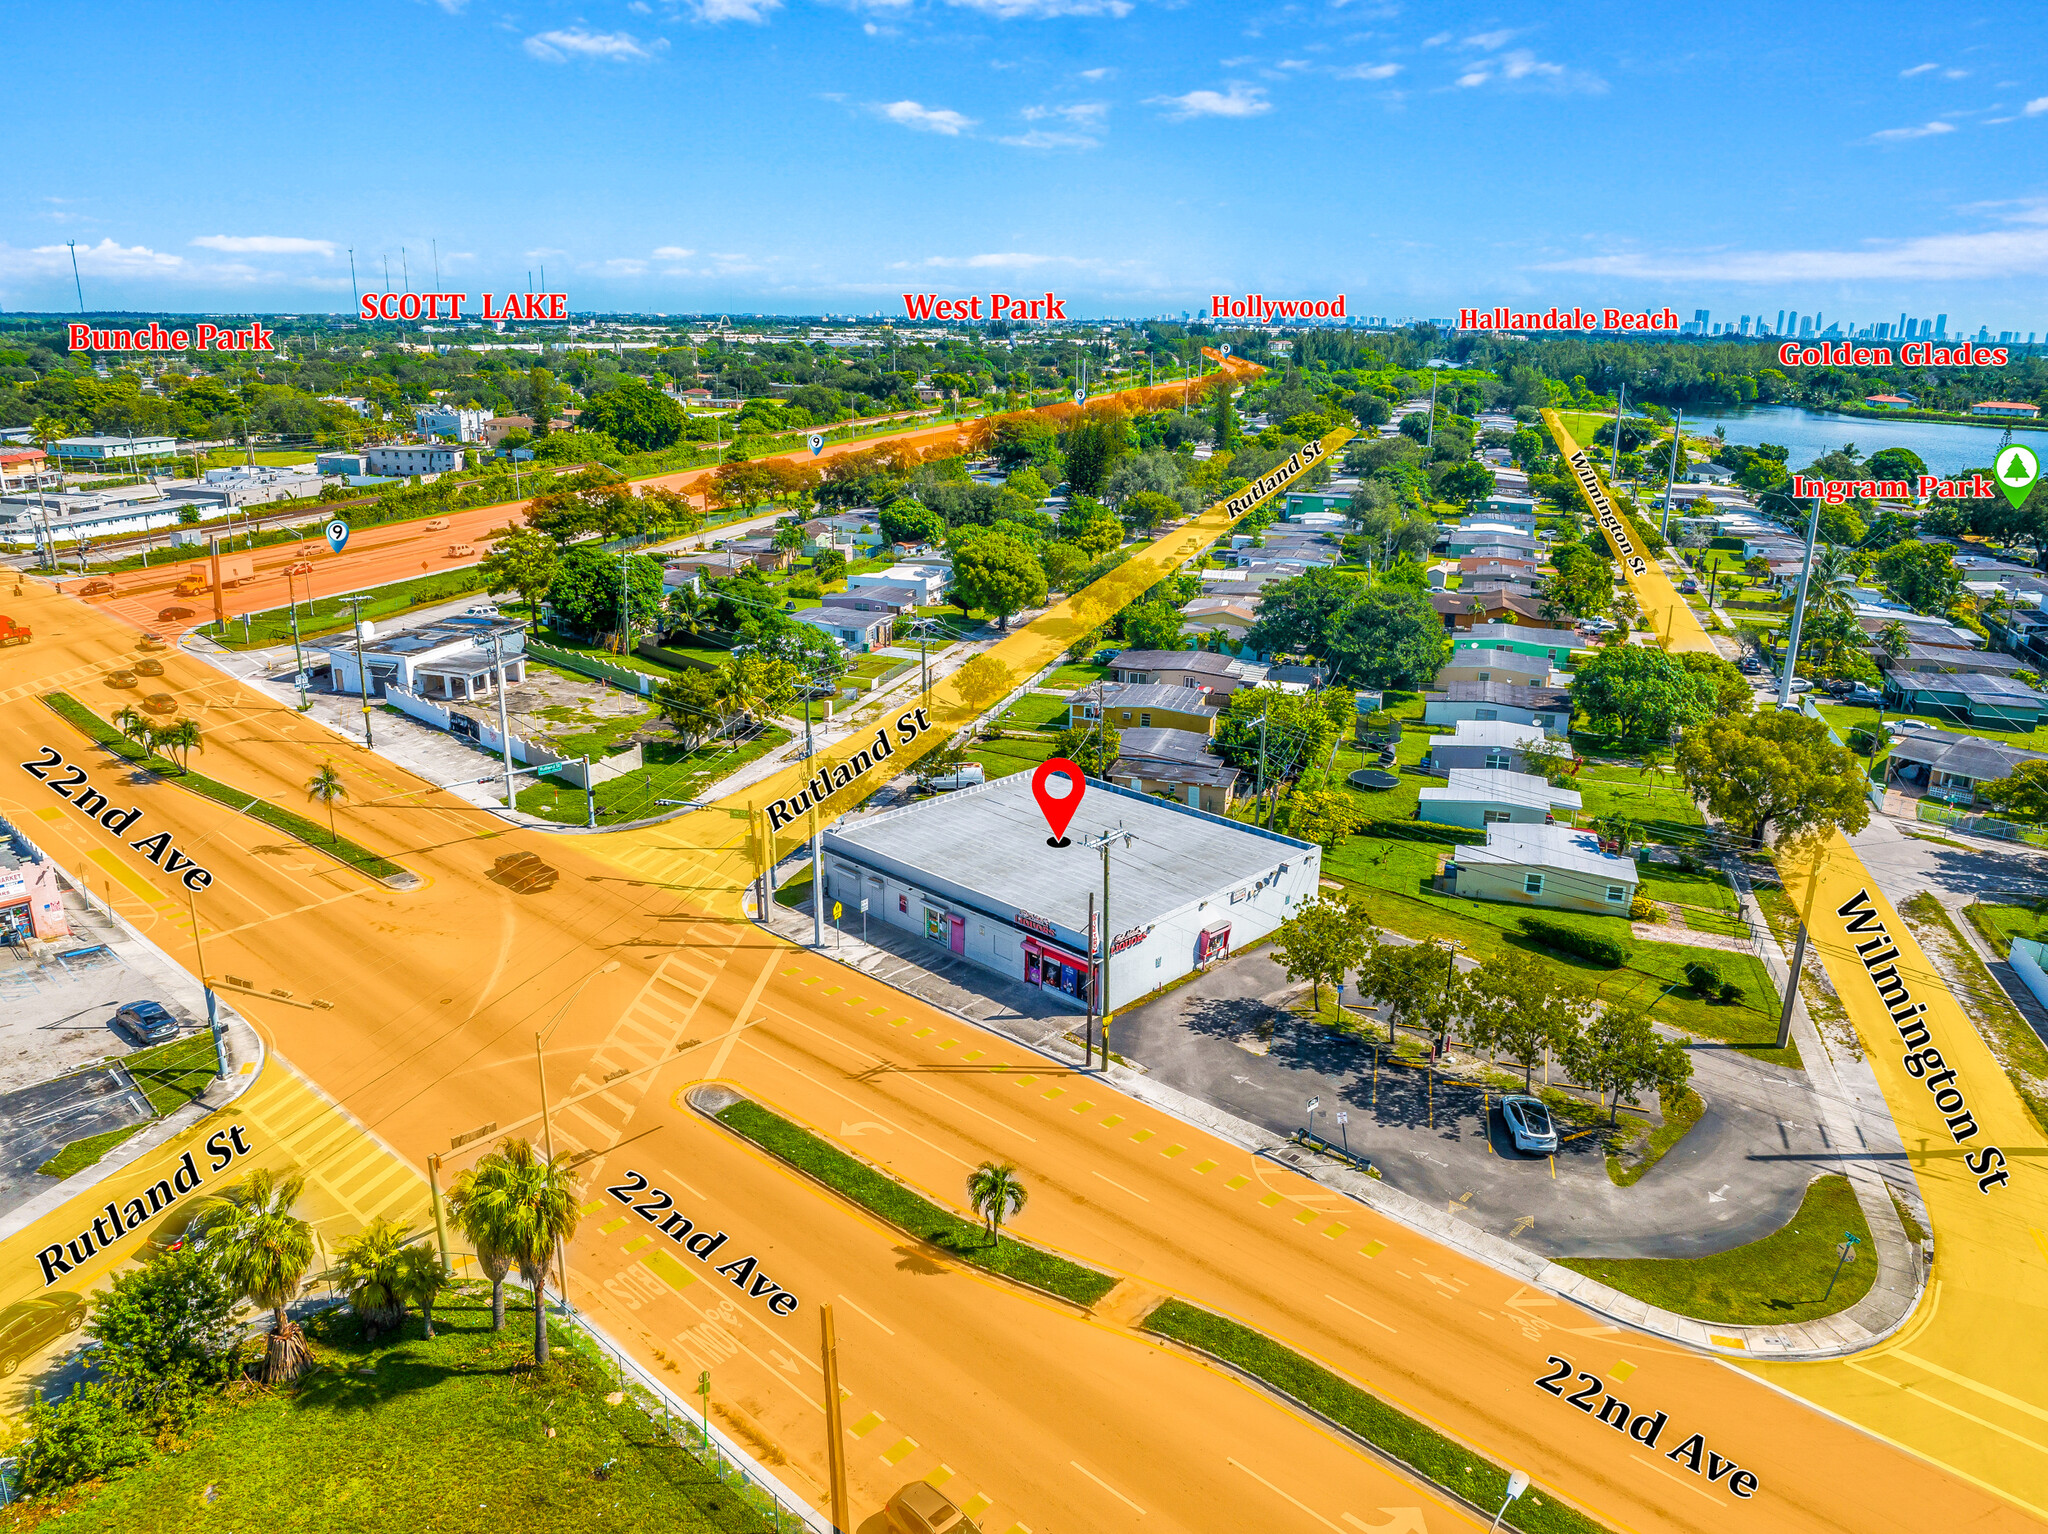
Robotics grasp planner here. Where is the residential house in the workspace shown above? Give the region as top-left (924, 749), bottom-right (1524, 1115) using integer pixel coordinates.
top-left (1450, 622), bottom-right (1583, 667)
top-left (822, 584), bottom-right (922, 616)
top-left (1422, 682), bottom-right (1573, 738)
top-left (1883, 670), bottom-right (2047, 731)
top-left (1459, 554), bottom-right (1541, 577)
top-left (1423, 718), bottom-right (1550, 772)
top-left (850, 564), bottom-right (950, 604)
top-left (1066, 682), bottom-right (1219, 737)
top-left (1970, 401), bottom-right (2042, 419)
top-left (794, 607), bottom-right (892, 653)
top-left (1180, 597), bottom-right (1260, 648)
top-left (1883, 731), bottom-right (2048, 804)
top-left (1110, 648), bottom-right (1251, 698)
top-left (1419, 768), bottom-right (1582, 830)
top-left (1443, 823), bottom-right (1639, 915)
top-left (1878, 645), bottom-right (2030, 679)
top-left (1446, 524), bottom-right (1540, 558)
top-left (1428, 590), bottom-right (1553, 631)
top-left (1854, 613), bottom-right (1981, 650)
top-left (1110, 726), bottom-right (1241, 813)
top-left (1476, 494), bottom-right (1540, 520)
top-left (666, 552), bottom-right (752, 582)
top-left (1433, 647), bottom-right (1556, 690)
top-left (0, 449), bottom-right (58, 494)
top-left (728, 537), bottom-right (794, 572)
top-left (480, 415), bottom-right (535, 448)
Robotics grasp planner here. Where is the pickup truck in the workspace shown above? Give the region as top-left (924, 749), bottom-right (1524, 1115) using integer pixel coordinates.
top-left (0, 617), bottom-right (30, 648)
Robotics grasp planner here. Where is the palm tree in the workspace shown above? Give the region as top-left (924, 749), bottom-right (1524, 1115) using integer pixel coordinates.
top-left (965, 1161), bottom-right (1028, 1246)
top-left (112, 706), bottom-right (151, 756)
top-left (450, 1139), bottom-right (580, 1365)
top-left (447, 1160), bottom-right (518, 1332)
top-left (324, 1218), bottom-right (411, 1339)
top-left (397, 1243), bottom-right (449, 1339)
top-left (1808, 543), bottom-right (1860, 623)
top-left (305, 762), bottom-right (347, 844)
top-left (153, 717), bottom-right (202, 773)
top-left (190, 1166), bottom-right (317, 1383)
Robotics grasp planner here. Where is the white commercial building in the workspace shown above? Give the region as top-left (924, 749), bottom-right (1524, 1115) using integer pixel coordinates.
top-left (415, 406), bottom-right (490, 443)
top-left (820, 774), bottom-right (1319, 1012)
top-left (363, 443), bottom-right (465, 476)
top-left (316, 615), bottom-right (525, 700)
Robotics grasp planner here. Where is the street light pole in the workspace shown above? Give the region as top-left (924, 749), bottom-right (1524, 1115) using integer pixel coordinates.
top-left (338, 592), bottom-right (376, 747)
top-left (535, 960), bottom-right (620, 1299)
top-left (284, 568), bottom-right (309, 709)
top-left (475, 626), bottom-right (519, 809)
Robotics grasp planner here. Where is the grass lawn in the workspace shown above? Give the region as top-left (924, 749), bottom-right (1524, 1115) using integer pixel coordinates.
top-left (521, 692), bottom-right (660, 762)
top-left (714, 1098), bottom-right (1116, 1307)
top-left (15, 1291), bottom-right (782, 1534)
top-left (1573, 767), bottom-right (1707, 844)
top-left (36, 1123), bottom-right (146, 1179)
top-left (845, 652), bottom-right (910, 684)
top-left (125, 1034), bottom-right (221, 1115)
top-left (1898, 894), bottom-right (2048, 1134)
top-left (207, 565), bottom-right (492, 651)
top-left (1142, 1302), bottom-right (1608, 1534)
top-left (1044, 661), bottom-right (1111, 690)
top-left (991, 691), bottom-right (1070, 733)
top-left (964, 734), bottom-right (1059, 781)
top-left (1634, 860), bottom-right (1746, 939)
top-left (515, 727), bottom-right (790, 825)
top-left (1963, 899), bottom-right (2048, 949)
top-left (1556, 1174), bottom-right (1874, 1324)
top-left (1553, 411), bottom-right (1620, 449)
top-left (1323, 838), bottom-right (1792, 1063)
top-left (1817, 700), bottom-right (2048, 756)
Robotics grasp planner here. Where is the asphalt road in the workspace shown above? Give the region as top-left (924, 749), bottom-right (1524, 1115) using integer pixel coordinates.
top-left (0, 1067), bottom-right (152, 1203)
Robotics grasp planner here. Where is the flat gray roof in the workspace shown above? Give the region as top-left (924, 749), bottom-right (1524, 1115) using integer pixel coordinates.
top-left (825, 774), bottom-right (1308, 931)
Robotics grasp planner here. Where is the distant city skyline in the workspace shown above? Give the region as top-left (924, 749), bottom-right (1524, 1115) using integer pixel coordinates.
top-left (7, 0), bottom-right (2048, 327)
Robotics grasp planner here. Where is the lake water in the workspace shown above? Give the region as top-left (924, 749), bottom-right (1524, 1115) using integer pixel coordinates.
top-left (1677, 403), bottom-right (2048, 477)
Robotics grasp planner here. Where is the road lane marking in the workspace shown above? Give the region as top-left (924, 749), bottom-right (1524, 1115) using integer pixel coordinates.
top-left (835, 1293), bottom-right (895, 1336)
top-left (1611, 1360), bottom-right (1637, 1382)
top-left (1193, 1159), bottom-right (1217, 1173)
top-left (849, 1411), bottom-right (884, 1438)
top-left (1070, 1460), bottom-right (1145, 1515)
top-left (1100, 1114), bottom-right (1124, 1128)
top-left (640, 1251), bottom-right (698, 1292)
top-left (1225, 1174), bottom-right (1250, 1190)
top-left (1092, 1172), bottom-right (1149, 1203)
top-left (1322, 1223), bottom-right (1348, 1240)
top-left (1130, 1129), bottom-right (1154, 1143)
top-left (881, 1436), bottom-right (918, 1466)
top-left (1226, 1457), bottom-right (1342, 1532)
top-left (1294, 1210), bottom-right (1317, 1225)
top-left (924, 1463), bottom-right (956, 1489)
top-left (1258, 1193), bottom-right (1283, 1209)
top-left (961, 1492), bottom-right (993, 1520)
top-left (1161, 1144), bottom-right (1184, 1158)
top-left (1325, 1293), bottom-right (1397, 1334)
top-left (1885, 1349), bottom-right (2048, 1429)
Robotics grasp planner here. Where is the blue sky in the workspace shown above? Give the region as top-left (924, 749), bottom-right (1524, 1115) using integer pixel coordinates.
top-left (9, 0), bottom-right (2048, 328)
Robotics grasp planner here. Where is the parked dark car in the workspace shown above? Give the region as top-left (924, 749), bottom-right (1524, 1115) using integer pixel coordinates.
top-left (0, 1293), bottom-right (86, 1375)
top-left (113, 999), bottom-right (180, 1045)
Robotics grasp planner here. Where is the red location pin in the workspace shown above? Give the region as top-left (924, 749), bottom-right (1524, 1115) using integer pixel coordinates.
top-left (1031, 757), bottom-right (1085, 847)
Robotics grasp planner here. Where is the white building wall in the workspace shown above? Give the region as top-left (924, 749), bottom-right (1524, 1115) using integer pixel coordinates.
top-left (1418, 798), bottom-right (1550, 830)
top-left (1421, 700), bottom-right (1568, 738)
top-left (1450, 860), bottom-right (1634, 916)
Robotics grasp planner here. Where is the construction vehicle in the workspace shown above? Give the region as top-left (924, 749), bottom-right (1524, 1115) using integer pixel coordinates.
top-left (0, 616), bottom-right (30, 648)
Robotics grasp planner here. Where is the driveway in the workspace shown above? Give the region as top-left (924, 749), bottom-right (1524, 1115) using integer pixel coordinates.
top-left (1112, 949), bottom-right (1894, 1259)
top-left (0, 1067), bottom-right (154, 1205)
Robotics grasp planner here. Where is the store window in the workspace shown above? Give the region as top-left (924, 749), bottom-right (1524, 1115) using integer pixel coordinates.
top-left (924, 906), bottom-right (947, 941)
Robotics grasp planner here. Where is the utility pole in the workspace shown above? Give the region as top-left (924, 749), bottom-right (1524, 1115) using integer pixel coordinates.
top-left (1659, 409), bottom-right (1684, 540)
top-left (68, 242), bottom-right (84, 314)
top-left (1085, 890), bottom-right (1097, 1066)
top-left (427, 1154), bottom-right (452, 1275)
top-left (285, 568), bottom-right (309, 708)
top-left (1610, 382), bottom-right (1627, 479)
top-left (186, 883), bottom-right (226, 1080)
top-left (337, 592), bottom-right (376, 747)
top-left (1081, 825), bottom-right (1135, 1068)
top-left (1425, 366), bottom-right (1440, 451)
top-left (1776, 493), bottom-right (1824, 710)
top-left (348, 248), bottom-right (358, 314)
top-left (474, 626), bottom-right (519, 808)
top-left (819, 1305), bottom-right (850, 1533)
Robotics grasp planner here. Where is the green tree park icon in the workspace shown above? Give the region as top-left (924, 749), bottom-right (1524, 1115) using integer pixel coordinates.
top-left (1995, 444), bottom-right (2041, 511)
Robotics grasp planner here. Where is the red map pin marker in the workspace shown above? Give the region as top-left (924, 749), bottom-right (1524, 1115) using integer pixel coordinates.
top-left (1032, 757), bottom-right (1085, 847)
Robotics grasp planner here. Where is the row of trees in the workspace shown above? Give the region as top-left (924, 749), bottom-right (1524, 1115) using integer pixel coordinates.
top-left (1272, 894), bottom-right (1693, 1121)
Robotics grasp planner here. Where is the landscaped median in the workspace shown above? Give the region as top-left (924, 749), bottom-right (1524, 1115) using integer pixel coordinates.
top-left (43, 692), bottom-right (409, 885)
top-left (701, 1089), bottom-right (1118, 1307)
top-left (1141, 1300), bottom-right (1610, 1534)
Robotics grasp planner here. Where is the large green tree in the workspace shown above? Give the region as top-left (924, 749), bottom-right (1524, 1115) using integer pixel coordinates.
top-left (1120, 601), bottom-right (1187, 652)
top-left (950, 532), bottom-right (1047, 629)
top-left (1322, 587), bottom-right (1450, 688)
top-left (576, 378), bottom-right (685, 450)
top-left (1875, 540), bottom-right (1962, 616)
top-left (1245, 567), bottom-right (1361, 656)
top-left (87, 1247), bottom-right (240, 1432)
top-left (1563, 1005), bottom-right (1693, 1125)
top-left (1676, 710), bottom-right (1873, 847)
top-left (1272, 893), bottom-right (1376, 1011)
top-left (546, 547), bottom-right (666, 639)
top-left (1572, 645), bottom-right (1718, 742)
top-left (1544, 541), bottom-right (1614, 620)
top-left (190, 1167), bottom-right (317, 1384)
top-left (479, 528), bottom-right (560, 633)
top-left (1465, 951), bottom-right (1588, 1091)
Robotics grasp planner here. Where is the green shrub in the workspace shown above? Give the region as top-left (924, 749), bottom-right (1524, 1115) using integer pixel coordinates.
top-left (1683, 959), bottom-right (1723, 994)
top-left (1628, 896), bottom-right (1660, 922)
top-left (17, 1383), bottom-right (148, 1496)
top-left (1718, 979), bottom-right (1743, 1004)
top-left (1518, 916), bottom-right (1630, 967)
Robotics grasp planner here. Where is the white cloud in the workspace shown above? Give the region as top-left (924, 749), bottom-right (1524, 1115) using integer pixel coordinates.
top-left (1149, 83), bottom-right (1271, 120)
top-left (1003, 106), bottom-right (1107, 148)
top-left (2026, 97), bottom-right (2048, 115)
top-left (653, 245), bottom-right (696, 259)
top-left (1336, 61), bottom-right (1400, 80)
top-left (525, 247), bottom-right (567, 258)
top-left (432, 0), bottom-right (467, 11)
top-left (523, 28), bottom-right (666, 62)
top-left (999, 131), bottom-right (1098, 149)
top-left (684, 0), bottom-right (782, 20)
top-left (1078, 66), bottom-right (1116, 80)
top-left (1900, 62), bottom-right (1938, 77)
top-left (1536, 209), bottom-right (2048, 283)
top-left (191, 235), bottom-right (335, 256)
top-left (942, 0), bottom-right (1132, 15)
top-left (876, 100), bottom-right (976, 134)
top-left (1421, 31), bottom-right (1452, 47)
top-left (1868, 120), bottom-right (1955, 141)
top-left (31, 239), bottom-right (184, 275)
top-left (1463, 28), bottom-right (1515, 48)
top-left (1943, 68), bottom-right (1967, 79)
top-left (603, 258), bottom-right (649, 276)
top-left (1021, 101), bottom-right (1107, 124)
top-left (1452, 48), bottom-right (1603, 93)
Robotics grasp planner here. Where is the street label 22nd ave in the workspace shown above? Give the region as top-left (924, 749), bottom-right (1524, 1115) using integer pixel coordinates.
top-left (1535, 1352), bottom-right (1760, 1499)
top-left (21, 746), bottom-right (214, 891)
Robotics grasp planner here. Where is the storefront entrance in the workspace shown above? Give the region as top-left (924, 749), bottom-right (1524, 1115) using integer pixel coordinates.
top-left (1023, 937), bottom-right (1091, 1004)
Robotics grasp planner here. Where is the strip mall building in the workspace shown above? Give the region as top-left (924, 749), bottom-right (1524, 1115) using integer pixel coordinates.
top-left (819, 775), bottom-right (1320, 1012)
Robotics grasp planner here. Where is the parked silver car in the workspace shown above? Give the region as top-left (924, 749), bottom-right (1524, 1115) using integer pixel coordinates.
top-left (1500, 1093), bottom-right (1559, 1154)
